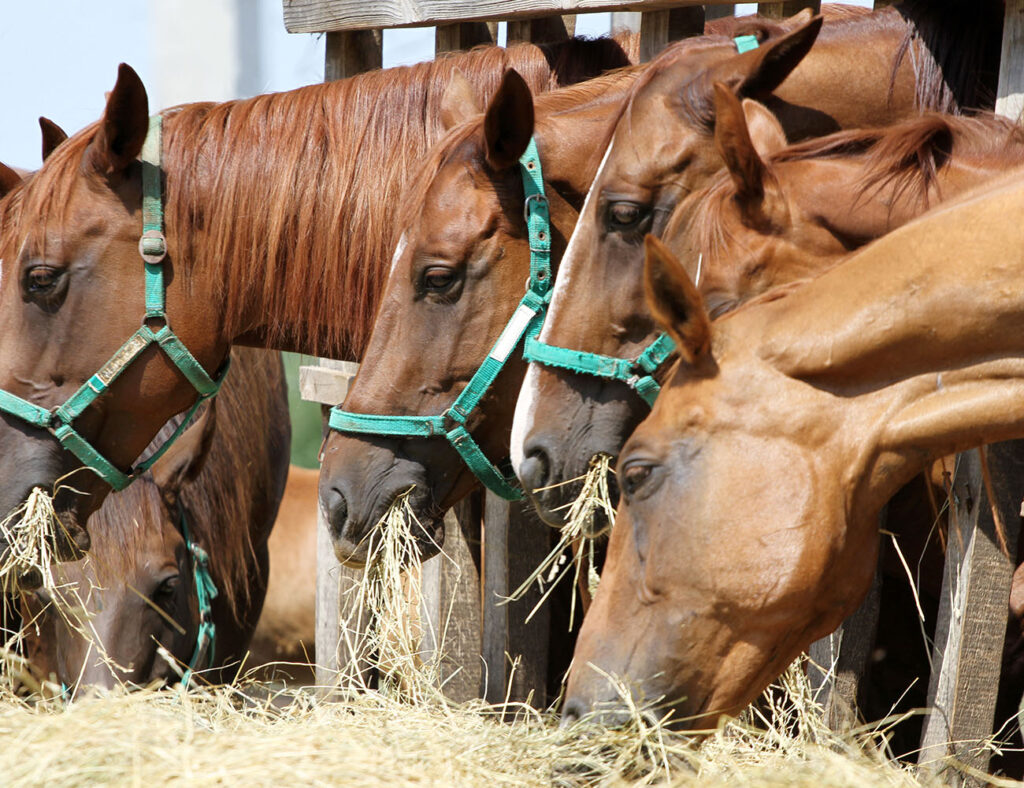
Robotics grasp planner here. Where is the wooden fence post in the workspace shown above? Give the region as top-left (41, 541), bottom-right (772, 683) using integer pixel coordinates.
top-left (435, 22), bottom-right (496, 52)
top-left (704, 4), bottom-right (735, 21)
top-left (917, 446), bottom-right (1023, 782)
top-left (507, 16), bottom-right (575, 45)
top-left (325, 30), bottom-right (382, 79)
top-left (757, 1), bottom-right (821, 18)
top-left (482, 495), bottom-right (554, 706)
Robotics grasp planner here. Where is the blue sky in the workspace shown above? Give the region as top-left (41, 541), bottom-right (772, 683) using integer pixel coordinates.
top-left (0, 1), bottom-right (870, 169)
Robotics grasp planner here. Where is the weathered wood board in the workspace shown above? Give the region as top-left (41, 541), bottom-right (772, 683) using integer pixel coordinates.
top-left (284, 0), bottom-right (745, 34)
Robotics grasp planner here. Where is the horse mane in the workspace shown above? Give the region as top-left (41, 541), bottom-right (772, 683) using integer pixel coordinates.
top-left (6, 37), bottom-right (636, 360)
top-left (161, 36), bottom-right (636, 360)
top-left (687, 111), bottom-right (1024, 288)
top-left (892, 0), bottom-right (1004, 113)
top-left (87, 347), bottom-right (290, 616)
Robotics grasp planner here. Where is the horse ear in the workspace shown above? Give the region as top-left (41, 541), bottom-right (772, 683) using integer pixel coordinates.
top-left (723, 15), bottom-right (823, 99)
top-left (39, 117), bottom-right (68, 162)
top-left (741, 99), bottom-right (787, 157)
top-left (0, 162), bottom-right (22, 198)
top-left (483, 69), bottom-right (534, 171)
top-left (149, 402), bottom-right (218, 502)
top-left (441, 69), bottom-right (483, 130)
top-left (85, 63), bottom-right (149, 176)
top-left (643, 235), bottom-right (711, 365)
top-left (714, 83), bottom-right (772, 207)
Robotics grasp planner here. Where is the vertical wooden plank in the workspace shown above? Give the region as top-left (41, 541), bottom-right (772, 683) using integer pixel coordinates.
top-left (324, 29), bottom-right (382, 80)
top-left (996, 0), bottom-right (1024, 122)
top-left (668, 7), bottom-right (706, 40)
top-left (482, 494), bottom-right (552, 706)
top-left (507, 15), bottom-right (575, 45)
top-left (757, 1), bottom-right (821, 19)
top-left (704, 4), bottom-right (735, 21)
top-left (917, 445), bottom-right (1023, 782)
top-left (419, 506), bottom-right (482, 702)
top-left (872, 0), bottom-right (895, 7)
top-left (638, 11), bottom-right (670, 62)
top-left (435, 22), bottom-right (496, 53)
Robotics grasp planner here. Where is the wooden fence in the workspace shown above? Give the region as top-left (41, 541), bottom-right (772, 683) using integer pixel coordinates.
top-left (292, 0), bottom-right (1024, 782)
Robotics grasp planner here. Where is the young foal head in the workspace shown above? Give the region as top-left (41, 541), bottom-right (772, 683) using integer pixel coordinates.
top-left (564, 175), bottom-right (1024, 726)
top-left (319, 68), bottom-right (638, 565)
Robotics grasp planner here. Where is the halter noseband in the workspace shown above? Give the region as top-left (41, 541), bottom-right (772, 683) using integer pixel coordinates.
top-left (0, 116), bottom-right (230, 491)
top-left (328, 138), bottom-right (552, 501)
top-left (523, 36), bottom-right (757, 408)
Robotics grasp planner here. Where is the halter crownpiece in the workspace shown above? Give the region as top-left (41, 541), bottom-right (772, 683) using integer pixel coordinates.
top-left (329, 137), bottom-right (552, 500)
top-left (523, 37), bottom-right (757, 408)
top-left (0, 115), bottom-right (230, 491)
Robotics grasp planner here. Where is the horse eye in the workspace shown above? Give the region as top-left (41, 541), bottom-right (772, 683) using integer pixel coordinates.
top-left (422, 266), bottom-right (457, 293)
top-left (25, 265), bottom-right (61, 294)
top-left (622, 462), bottom-right (654, 497)
top-left (152, 575), bottom-right (181, 612)
top-left (607, 201), bottom-right (647, 230)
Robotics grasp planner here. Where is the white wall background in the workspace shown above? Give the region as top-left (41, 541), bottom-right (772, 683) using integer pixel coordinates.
top-left (0, 1), bottom-right (871, 170)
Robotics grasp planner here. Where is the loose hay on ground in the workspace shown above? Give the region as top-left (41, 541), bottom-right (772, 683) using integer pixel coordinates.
top-left (0, 663), bottom-right (947, 788)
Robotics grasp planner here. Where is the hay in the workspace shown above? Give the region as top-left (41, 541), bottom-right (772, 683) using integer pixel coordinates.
top-left (0, 488), bottom-right (61, 594)
top-left (342, 490), bottom-right (446, 702)
top-left (509, 455), bottom-right (615, 627)
top-left (0, 658), bottom-right (948, 787)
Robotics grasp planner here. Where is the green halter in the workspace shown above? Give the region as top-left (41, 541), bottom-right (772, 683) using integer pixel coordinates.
top-left (177, 500), bottom-right (218, 687)
top-left (523, 36), bottom-right (757, 408)
top-left (329, 138), bottom-right (552, 501)
top-left (0, 116), bottom-right (229, 492)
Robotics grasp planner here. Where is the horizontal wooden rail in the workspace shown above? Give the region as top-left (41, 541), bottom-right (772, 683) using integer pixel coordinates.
top-left (284, 0), bottom-right (741, 34)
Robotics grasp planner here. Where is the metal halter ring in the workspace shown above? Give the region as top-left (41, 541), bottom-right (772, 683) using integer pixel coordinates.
top-left (139, 229), bottom-right (167, 264)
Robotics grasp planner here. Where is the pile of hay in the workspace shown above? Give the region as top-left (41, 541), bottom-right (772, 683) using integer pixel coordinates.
top-left (0, 663), bottom-right (938, 787)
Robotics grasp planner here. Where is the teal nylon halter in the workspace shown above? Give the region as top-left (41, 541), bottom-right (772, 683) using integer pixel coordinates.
top-left (177, 501), bottom-right (218, 687)
top-left (329, 138), bottom-right (552, 501)
top-left (0, 116), bottom-right (229, 491)
top-left (523, 36), bottom-right (757, 408)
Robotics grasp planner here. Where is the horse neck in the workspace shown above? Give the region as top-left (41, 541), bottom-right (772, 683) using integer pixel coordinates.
top-left (725, 176), bottom-right (1024, 513)
top-left (782, 136), bottom-right (1024, 242)
top-left (766, 15), bottom-right (917, 138)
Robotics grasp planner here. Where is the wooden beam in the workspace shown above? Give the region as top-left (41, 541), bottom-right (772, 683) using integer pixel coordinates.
top-left (298, 361), bottom-right (359, 406)
top-left (482, 494), bottom-right (553, 706)
top-left (756, 1), bottom-right (821, 19)
top-left (996, 0), bottom-right (1024, 122)
top-left (435, 21), bottom-right (497, 52)
top-left (324, 30), bottom-right (382, 79)
top-left (507, 15), bottom-right (576, 44)
top-left (917, 445), bottom-right (1023, 781)
top-left (284, 1), bottom-right (735, 35)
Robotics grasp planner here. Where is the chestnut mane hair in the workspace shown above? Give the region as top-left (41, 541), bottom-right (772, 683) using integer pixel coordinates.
top-left (87, 346), bottom-right (290, 614)
top-left (4, 36), bottom-right (638, 360)
top-left (688, 112), bottom-right (1024, 269)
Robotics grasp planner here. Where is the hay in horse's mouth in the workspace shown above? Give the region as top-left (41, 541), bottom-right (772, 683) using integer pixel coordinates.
top-left (0, 487), bottom-right (63, 594)
top-left (508, 454), bottom-right (615, 628)
top-left (345, 488), bottom-right (447, 702)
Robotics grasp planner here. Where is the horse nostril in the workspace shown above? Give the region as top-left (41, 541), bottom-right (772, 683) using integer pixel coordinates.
top-left (324, 487), bottom-right (350, 541)
top-left (519, 445), bottom-right (552, 495)
top-left (561, 697), bottom-right (586, 728)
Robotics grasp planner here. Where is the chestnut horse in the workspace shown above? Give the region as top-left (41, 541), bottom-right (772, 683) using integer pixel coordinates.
top-left (0, 36), bottom-right (636, 561)
top-left (512, 1), bottom-right (1005, 527)
top-left (21, 347), bottom-right (290, 689)
top-left (665, 95), bottom-right (1024, 318)
top-left (319, 13), bottom-right (835, 564)
top-left (563, 172), bottom-right (1024, 727)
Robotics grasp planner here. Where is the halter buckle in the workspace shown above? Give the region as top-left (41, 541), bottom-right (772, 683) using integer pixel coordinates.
top-left (139, 230), bottom-right (167, 264)
top-left (524, 193), bottom-right (547, 222)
